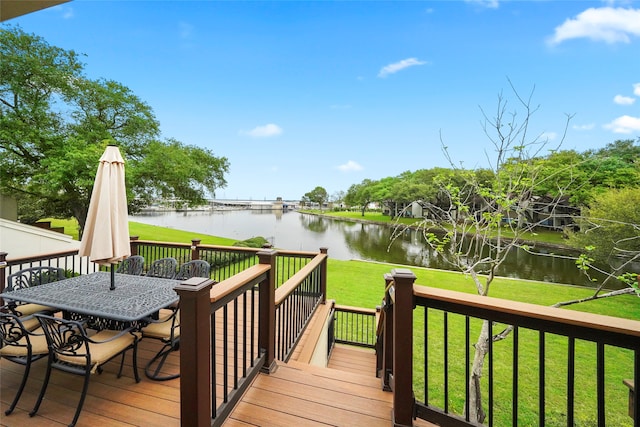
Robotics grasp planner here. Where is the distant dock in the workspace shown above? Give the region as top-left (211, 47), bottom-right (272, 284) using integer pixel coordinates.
top-left (142, 197), bottom-right (299, 212)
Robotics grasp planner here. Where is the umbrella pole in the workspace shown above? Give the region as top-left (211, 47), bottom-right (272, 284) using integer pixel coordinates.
top-left (110, 264), bottom-right (116, 290)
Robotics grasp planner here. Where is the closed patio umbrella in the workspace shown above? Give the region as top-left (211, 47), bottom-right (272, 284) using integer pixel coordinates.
top-left (79, 145), bottom-right (130, 290)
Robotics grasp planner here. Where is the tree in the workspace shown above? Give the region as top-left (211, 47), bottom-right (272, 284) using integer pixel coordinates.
top-left (568, 187), bottom-right (640, 285)
top-left (0, 27), bottom-right (229, 235)
top-left (345, 179), bottom-right (377, 216)
top-left (302, 186), bottom-right (328, 209)
top-left (397, 81), bottom-right (576, 423)
top-left (329, 190), bottom-right (345, 207)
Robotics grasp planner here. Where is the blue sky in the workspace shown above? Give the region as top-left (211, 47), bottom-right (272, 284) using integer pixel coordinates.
top-left (4, 0), bottom-right (640, 201)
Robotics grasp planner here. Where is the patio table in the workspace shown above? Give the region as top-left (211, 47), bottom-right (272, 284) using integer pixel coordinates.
top-left (1, 271), bottom-right (180, 323)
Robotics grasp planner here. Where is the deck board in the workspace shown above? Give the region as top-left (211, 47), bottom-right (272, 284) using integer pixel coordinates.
top-left (1, 310), bottom-right (437, 427)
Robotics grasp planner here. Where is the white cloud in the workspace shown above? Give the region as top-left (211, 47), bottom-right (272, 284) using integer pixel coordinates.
top-left (634, 83), bottom-right (640, 96)
top-left (548, 7), bottom-right (640, 45)
top-left (465, 0), bottom-right (500, 8)
top-left (573, 123), bottom-right (596, 131)
top-left (54, 4), bottom-right (73, 19)
top-left (541, 132), bottom-right (558, 141)
top-left (603, 115), bottom-right (640, 133)
top-left (378, 58), bottom-right (427, 78)
top-left (614, 94), bottom-right (636, 105)
top-left (337, 160), bottom-right (363, 172)
top-left (239, 124), bottom-right (283, 138)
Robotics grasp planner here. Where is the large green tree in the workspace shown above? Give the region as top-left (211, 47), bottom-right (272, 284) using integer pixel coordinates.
top-left (569, 187), bottom-right (640, 275)
top-left (302, 186), bottom-right (328, 209)
top-left (0, 27), bottom-right (229, 235)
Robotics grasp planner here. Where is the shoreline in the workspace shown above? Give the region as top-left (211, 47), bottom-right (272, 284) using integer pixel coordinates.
top-left (301, 211), bottom-right (577, 252)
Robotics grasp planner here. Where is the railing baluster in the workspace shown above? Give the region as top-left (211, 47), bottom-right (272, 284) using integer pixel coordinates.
top-left (444, 312), bottom-right (449, 413)
top-left (424, 307), bottom-right (429, 405)
top-left (539, 331), bottom-right (546, 427)
top-left (489, 320), bottom-right (494, 427)
top-left (465, 315), bottom-right (470, 422)
top-left (597, 342), bottom-right (605, 427)
top-left (242, 291), bottom-right (247, 376)
top-left (513, 326), bottom-right (519, 427)
top-left (234, 298), bottom-right (239, 389)
top-left (635, 349), bottom-right (639, 427)
top-left (211, 311), bottom-right (217, 418)
top-left (567, 337), bottom-right (575, 427)
top-left (223, 304), bottom-right (229, 403)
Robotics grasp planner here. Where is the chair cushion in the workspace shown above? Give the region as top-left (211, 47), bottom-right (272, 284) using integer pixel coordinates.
top-left (14, 303), bottom-right (57, 316)
top-left (56, 329), bottom-right (137, 370)
top-left (0, 327), bottom-right (49, 357)
top-left (142, 310), bottom-right (180, 340)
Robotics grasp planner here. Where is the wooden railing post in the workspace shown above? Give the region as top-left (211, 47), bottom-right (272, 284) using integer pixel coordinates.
top-left (129, 236), bottom-right (139, 256)
top-left (380, 272), bottom-right (394, 391)
top-left (258, 249), bottom-right (277, 373)
top-left (175, 277), bottom-right (215, 427)
top-left (320, 247), bottom-right (328, 304)
top-left (191, 239), bottom-right (201, 261)
top-left (392, 268), bottom-right (416, 427)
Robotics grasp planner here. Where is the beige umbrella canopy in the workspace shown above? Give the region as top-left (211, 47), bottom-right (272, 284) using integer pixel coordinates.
top-left (79, 145), bottom-right (130, 289)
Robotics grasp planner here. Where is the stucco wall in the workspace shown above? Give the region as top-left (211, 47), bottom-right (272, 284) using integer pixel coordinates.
top-left (0, 218), bottom-right (79, 258)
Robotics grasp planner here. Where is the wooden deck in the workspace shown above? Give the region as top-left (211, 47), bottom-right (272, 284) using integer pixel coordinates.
top-left (1, 312), bottom-right (436, 426)
top-left (1, 338), bottom-right (180, 426)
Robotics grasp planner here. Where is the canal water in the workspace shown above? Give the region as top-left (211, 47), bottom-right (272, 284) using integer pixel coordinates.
top-left (130, 209), bottom-right (623, 289)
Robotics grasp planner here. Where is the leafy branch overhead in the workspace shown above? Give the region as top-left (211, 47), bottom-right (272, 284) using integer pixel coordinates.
top-left (0, 26), bottom-right (229, 234)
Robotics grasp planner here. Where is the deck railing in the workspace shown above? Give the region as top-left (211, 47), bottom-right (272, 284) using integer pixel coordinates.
top-left (380, 268), bottom-right (640, 427)
top-left (1, 242), bottom-right (328, 427)
top-left (131, 237), bottom-right (318, 286)
top-left (333, 305), bottom-right (377, 348)
top-left (177, 248), bottom-right (328, 427)
top-left (274, 249), bottom-right (327, 360)
top-left (0, 250), bottom-right (100, 295)
top-left (1, 237), bottom-right (321, 292)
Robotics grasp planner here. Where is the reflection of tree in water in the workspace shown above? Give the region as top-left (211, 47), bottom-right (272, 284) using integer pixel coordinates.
top-left (345, 221), bottom-right (614, 288)
top-left (298, 214), bottom-right (328, 233)
top-left (298, 215), bottom-right (621, 289)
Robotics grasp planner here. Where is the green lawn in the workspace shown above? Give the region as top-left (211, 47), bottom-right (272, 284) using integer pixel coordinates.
top-left (41, 218), bottom-right (237, 245)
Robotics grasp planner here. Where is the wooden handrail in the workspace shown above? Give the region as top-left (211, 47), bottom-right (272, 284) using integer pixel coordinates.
top-left (274, 252), bottom-right (327, 305)
top-left (210, 264), bottom-right (270, 303)
top-left (414, 285), bottom-right (640, 340)
top-left (333, 304), bottom-right (377, 315)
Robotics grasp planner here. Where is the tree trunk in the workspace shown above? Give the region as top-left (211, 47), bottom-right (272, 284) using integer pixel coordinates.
top-left (466, 320), bottom-right (490, 424)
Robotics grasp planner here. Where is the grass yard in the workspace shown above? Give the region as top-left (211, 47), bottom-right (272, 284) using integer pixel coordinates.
top-left (41, 218), bottom-right (237, 245)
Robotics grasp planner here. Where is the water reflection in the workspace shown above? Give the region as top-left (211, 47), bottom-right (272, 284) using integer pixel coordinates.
top-left (131, 210), bottom-right (630, 289)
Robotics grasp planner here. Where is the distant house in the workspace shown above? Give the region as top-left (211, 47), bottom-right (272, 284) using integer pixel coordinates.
top-left (525, 195), bottom-right (580, 231)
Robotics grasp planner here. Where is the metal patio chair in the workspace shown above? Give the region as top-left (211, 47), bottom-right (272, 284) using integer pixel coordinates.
top-left (0, 311), bottom-right (49, 416)
top-left (175, 260), bottom-right (210, 280)
top-left (141, 307), bottom-right (181, 381)
top-left (31, 314), bottom-right (140, 427)
top-left (6, 266), bottom-right (66, 317)
top-left (146, 257), bottom-right (178, 279)
top-left (116, 255), bottom-right (145, 275)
